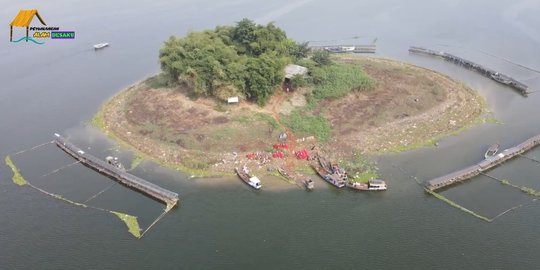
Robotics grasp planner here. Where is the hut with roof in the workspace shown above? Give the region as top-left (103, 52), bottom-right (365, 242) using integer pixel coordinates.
top-left (283, 64), bottom-right (308, 92)
top-left (10, 9), bottom-right (46, 42)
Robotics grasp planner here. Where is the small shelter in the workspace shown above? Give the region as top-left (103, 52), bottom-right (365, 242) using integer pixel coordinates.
top-left (283, 64), bottom-right (308, 92)
top-left (284, 64), bottom-right (308, 79)
top-left (10, 9), bottom-right (46, 42)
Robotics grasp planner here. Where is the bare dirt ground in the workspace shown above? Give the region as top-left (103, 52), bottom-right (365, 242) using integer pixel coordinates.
top-left (96, 57), bottom-right (487, 179)
top-left (325, 57), bottom-right (485, 156)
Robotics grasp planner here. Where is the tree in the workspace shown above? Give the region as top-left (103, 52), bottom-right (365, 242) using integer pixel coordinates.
top-left (245, 52), bottom-right (286, 105)
top-left (290, 41), bottom-right (311, 59)
top-left (231, 18), bottom-right (257, 54)
top-left (158, 18), bottom-right (301, 105)
top-left (312, 50), bottom-right (332, 66)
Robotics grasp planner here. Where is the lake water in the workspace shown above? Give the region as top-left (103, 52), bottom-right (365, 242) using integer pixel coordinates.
top-left (2, 0), bottom-right (540, 269)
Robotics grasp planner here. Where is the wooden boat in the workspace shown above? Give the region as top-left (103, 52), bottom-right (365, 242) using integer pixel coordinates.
top-left (318, 156), bottom-right (332, 174)
top-left (347, 179), bottom-right (387, 191)
top-left (304, 178), bottom-right (315, 190)
top-left (93, 43), bottom-right (109, 49)
top-left (311, 164), bottom-right (346, 188)
top-left (485, 143), bottom-right (500, 159)
top-left (330, 163), bottom-right (348, 182)
top-left (490, 73), bottom-right (512, 84)
top-left (277, 167), bottom-right (292, 180)
top-left (235, 166), bottom-right (261, 190)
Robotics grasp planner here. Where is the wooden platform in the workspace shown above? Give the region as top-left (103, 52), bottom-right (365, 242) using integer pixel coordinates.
top-left (309, 44), bottom-right (376, 53)
top-left (409, 46), bottom-right (529, 96)
top-left (54, 134), bottom-right (179, 207)
top-left (426, 133), bottom-right (540, 191)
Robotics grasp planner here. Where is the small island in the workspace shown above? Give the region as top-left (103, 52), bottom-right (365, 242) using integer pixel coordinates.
top-left (92, 19), bottom-right (487, 185)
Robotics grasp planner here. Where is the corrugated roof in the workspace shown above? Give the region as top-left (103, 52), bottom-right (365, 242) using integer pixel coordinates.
top-left (284, 64), bottom-right (308, 79)
top-left (10, 9), bottom-right (46, 27)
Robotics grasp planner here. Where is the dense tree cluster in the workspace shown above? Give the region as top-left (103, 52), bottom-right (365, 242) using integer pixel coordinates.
top-left (159, 19), bottom-right (307, 105)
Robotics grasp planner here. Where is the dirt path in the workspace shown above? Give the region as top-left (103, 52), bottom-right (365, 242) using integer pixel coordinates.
top-left (268, 93), bottom-right (300, 171)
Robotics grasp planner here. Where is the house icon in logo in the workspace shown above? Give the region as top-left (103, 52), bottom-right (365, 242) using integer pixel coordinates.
top-left (10, 9), bottom-right (46, 42)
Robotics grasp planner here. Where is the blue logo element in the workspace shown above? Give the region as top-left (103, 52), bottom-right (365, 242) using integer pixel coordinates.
top-left (11, 36), bottom-right (45, 44)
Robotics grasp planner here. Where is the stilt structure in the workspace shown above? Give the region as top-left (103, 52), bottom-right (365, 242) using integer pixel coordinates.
top-left (9, 9), bottom-right (46, 42)
top-left (53, 134), bottom-right (179, 207)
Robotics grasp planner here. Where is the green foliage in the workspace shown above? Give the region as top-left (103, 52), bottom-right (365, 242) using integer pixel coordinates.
top-left (352, 171), bottom-right (379, 183)
top-left (244, 52), bottom-right (286, 105)
top-left (159, 18), bottom-right (302, 105)
top-left (5, 155), bottom-right (27, 186)
top-left (290, 74), bottom-right (307, 89)
top-left (281, 109), bottom-right (331, 142)
top-left (340, 153), bottom-right (379, 183)
top-left (129, 155), bottom-right (145, 171)
top-left (290, 41), bottom-right (311, 59)
top-left (232, 112), bottom-right (279, 129)
top-left (520, 186), bottom-right (540, 197)
top-left (112, 211), bottom-right (141, 238)
top-left (312, 50), bottom-right (332, 66)
top-left (311, 63), bottom-right (376, 100)
top-left (426, 189), bottom-right (492, 222)
top-left (145, 74), bottom-right (169, 88)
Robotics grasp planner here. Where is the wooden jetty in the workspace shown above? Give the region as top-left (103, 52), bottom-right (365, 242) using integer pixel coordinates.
top-left (426, 133), bottom-right (540, 191)
top-left (409, 46), bottom-right (529, 96)
top-left (53, 134), bottom-right (179, 207)
top-left (310, 44), bottom-right (376, 54)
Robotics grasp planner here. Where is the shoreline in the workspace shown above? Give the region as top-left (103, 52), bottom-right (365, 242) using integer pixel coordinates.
top-left (91, 56), bottom-right (490, 180)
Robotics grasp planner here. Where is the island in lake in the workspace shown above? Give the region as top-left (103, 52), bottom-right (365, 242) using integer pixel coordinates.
top-left (92, 19), bottom-right (488, 185)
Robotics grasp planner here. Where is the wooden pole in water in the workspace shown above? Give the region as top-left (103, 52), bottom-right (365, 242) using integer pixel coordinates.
top-left (26, 27), bottom-right (28, 42)
top-left (10, 25), bottom-right (13, 42)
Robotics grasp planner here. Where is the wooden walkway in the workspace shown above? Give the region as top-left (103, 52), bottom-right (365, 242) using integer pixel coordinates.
top-left (309, 44), bottom-right (376, 53)
top-left (409, 46), bottom-right (529, 96)
top-left (54, 134), bottom-right (179, 207)
top-left (426, 133), bottom-right (540, 191)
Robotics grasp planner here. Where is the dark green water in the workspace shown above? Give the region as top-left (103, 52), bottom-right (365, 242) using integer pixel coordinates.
top-left (2, 0), bottom-right (540, 269)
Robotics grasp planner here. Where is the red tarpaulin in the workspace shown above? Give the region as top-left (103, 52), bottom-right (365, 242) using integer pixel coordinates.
top-left (273, 143), bottom-right (289, 149)
top-left (295, 149), bottom-right (309, 160)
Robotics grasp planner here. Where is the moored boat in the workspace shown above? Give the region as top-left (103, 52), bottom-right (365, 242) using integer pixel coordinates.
top-left (106, 156), bottom-right (125, 171)
top-left (235, 166), bottom-right (261, 190)
top-left (277, 167), bottom-right (292, 181)
top-left (330, 163), bottom-right (348, 182)
top-left (311, 164), bottom-right (346, 188)
top-left (347, 179), bottom-right (387, 191)
top-left (304, 178), bottom-right (315, 190)
top-left (485, 143), bottom-right (500, 159)
top-left (318, 156), bottom-right (332, 173)
top-left (93, 42), bottom-right (109, 49)
top-left (490, 72), bottom-right (512, 84)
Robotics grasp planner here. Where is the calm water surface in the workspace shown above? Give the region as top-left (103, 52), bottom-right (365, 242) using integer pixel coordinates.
top-left (1, 0), bottom-right (540, 269)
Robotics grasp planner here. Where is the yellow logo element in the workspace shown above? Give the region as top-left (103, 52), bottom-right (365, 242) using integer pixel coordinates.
top-left (9, 9), bottom-right (46, 42)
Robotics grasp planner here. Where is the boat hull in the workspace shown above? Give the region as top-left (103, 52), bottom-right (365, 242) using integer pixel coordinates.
top-left (235, 168), bottom-right (261, 190)
top-left (311, 164), bottom-right (346, 188)
top-left (485, 143), bottom-right (500, 159)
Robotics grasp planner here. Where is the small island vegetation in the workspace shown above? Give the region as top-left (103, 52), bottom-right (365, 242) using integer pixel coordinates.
top-left (93, 19), bottom-right (488, 185)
